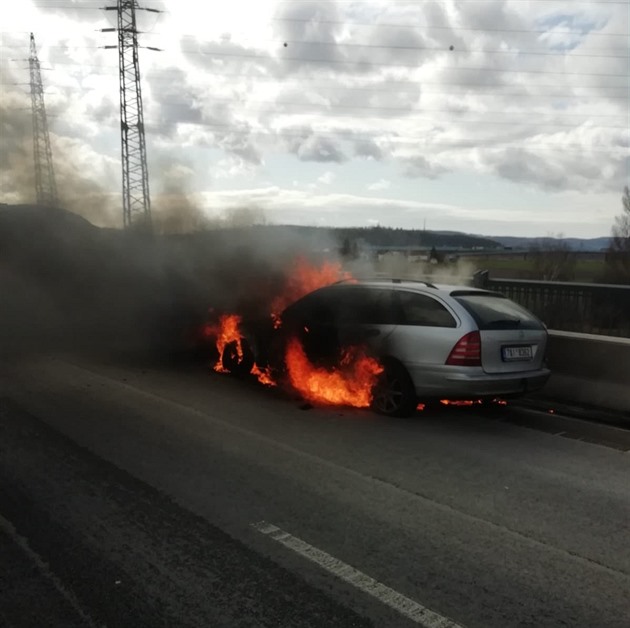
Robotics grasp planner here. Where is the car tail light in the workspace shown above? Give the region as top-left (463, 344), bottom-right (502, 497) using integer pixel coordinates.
top-left (446, 331), bottom-right (481, 366)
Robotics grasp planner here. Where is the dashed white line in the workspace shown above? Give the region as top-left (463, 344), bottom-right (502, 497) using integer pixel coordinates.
top-left (252, 521), bottom-right (465, 628)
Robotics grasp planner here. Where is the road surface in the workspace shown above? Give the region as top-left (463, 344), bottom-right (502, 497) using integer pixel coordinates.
top-left (1, 354), bottom-right (629, 628)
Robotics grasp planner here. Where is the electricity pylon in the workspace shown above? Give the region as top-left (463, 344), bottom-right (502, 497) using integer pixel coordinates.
top-left (104, 1), bottom-right (158, 230)
top-left (29, 33), bottom-right (58, 207)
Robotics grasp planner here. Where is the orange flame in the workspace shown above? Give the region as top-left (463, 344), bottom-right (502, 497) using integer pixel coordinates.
top-left (284, 337), bottom-right (383, 408)
top-left (439, 399), bottom-right (483, 406)
top-left (203, 313), bottom-right (244, 373)
top-left (270, 257), bottom-right (353, 326)
top-left (206, 259), bottom-right (356, 392)
top-left (204, 314), bottom-right (276, 385)
top-left (251, 364), bottom-right (276, 387)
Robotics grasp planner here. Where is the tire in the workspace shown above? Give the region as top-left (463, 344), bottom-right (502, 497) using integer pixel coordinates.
top-left (371, 360), bottom-right (418, 417)
top-left (221, 339), bottom-right (255, 377)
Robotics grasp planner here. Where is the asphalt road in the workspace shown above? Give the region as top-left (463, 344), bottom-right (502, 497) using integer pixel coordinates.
top-left (1, 354), bottom-right (629, 628)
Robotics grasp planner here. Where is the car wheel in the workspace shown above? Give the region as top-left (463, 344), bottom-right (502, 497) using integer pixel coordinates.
top-left (371, 360), bottom-right (417, 418)
top-left (221, 339), bottom-right (255, 377)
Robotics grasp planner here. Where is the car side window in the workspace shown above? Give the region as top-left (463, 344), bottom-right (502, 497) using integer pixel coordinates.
top-left (336, 287), bottom-right (397, 325)
top-left (397, 291), bottom-right (457, 328)
top-left (284, 291), bottom-right (335, 326)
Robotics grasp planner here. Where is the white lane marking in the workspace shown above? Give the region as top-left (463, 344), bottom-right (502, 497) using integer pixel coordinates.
top-left (0, 513), bottom-right (100, 628)
top-left (252, 521), bottom-right (465, 628)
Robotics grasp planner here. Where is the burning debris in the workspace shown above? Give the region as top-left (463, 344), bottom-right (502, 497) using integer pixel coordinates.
top-left (439, 399), bottom-right (483, 407)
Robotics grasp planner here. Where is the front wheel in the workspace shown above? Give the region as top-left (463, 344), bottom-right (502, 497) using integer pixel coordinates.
top-left (371, 361), bottom-right (417, 417)
top-left (221, 339), bottom-right (255, 377)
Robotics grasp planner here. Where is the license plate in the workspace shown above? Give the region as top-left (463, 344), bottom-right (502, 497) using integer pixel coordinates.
top-left (502, 345), bottom-right (533, 362)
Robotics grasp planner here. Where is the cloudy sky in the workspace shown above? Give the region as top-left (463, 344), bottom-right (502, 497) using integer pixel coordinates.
top-left (1, 0), bottom-right (628, 237)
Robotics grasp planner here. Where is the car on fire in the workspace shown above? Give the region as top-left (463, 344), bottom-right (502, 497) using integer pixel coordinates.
top-left (222, 279), bottom-right (551, 417)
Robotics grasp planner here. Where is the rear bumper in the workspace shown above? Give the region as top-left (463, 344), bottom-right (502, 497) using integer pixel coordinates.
top-left (407, 364), bottom-right (551, 399)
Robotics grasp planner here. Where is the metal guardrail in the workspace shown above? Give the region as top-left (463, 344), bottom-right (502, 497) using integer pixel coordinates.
top-left (473, 272), bottom-right (630, 338)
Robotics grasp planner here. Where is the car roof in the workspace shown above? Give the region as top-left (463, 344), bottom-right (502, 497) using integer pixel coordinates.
top-left (332, 279), bottom-right (493, 296)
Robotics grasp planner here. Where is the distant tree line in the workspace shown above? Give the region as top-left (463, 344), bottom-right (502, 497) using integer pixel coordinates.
top-left (333, 226), bottom-right (502, 252)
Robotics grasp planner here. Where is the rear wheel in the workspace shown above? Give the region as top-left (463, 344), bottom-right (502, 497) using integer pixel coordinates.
top-left (371, 361), bottom-right (417, 418)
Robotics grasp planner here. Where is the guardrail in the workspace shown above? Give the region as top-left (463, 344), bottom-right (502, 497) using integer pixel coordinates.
top-left (474, 272), bottom-right (630, 338)
top-left (539, 331), bottom-right (630, 415)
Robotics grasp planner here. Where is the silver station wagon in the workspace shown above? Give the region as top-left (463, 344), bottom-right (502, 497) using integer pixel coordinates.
top-left (269, 279), bottom-right (551, 416)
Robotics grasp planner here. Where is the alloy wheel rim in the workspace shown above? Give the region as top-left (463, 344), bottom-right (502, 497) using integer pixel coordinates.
top-left (374, 374), bottom-right (404, 413)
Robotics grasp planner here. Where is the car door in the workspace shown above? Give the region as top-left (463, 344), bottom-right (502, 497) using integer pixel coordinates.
top-left (385, 290), bottom-right (463, 366)
top-left (334, 286), bottom-right (398, 353)
top-left (275, 286), bottom-right (345, 367)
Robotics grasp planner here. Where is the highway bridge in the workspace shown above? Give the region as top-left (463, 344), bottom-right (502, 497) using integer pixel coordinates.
top-left (1, 205), bottom-right (628, 627)
top-left (1, 337), bottom-right (629, 628)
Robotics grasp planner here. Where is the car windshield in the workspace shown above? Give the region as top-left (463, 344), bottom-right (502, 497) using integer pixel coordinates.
top-left (453, 292), bottom-right (545, 330)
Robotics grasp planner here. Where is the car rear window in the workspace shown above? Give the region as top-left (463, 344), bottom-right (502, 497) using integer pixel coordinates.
top-left (453, 293), bottom-right (544, 330)
top-left (397, 291), bottom-right (457, 328)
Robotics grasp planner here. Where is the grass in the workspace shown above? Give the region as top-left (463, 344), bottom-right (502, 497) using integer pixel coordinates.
top-left (469, 257), bottom-right (607, 283)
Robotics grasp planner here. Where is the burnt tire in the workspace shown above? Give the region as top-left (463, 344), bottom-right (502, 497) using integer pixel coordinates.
top-left (221, 339), bottom-right (255, 377)
top-left (371, 360), bottom-right (417, 418)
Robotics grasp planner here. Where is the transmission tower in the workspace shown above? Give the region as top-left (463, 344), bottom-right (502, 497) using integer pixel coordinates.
top-left (104, 1), bottom-right (156, 230)
top-left (29, 33), bottom-right (58, 207)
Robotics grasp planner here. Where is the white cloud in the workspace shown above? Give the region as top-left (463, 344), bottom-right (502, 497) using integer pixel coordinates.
top-left (368, 178), bottom-right (390, 191)
top-left (317, 171), bottom-right (335, 185)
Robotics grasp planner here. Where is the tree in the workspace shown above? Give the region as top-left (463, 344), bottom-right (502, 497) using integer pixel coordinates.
top-left (340, 236), bottom-right (359, 260)
top-left (605, 186), bottom-right (630, 284)
top-left (529, 234), bottom-right (576, 281)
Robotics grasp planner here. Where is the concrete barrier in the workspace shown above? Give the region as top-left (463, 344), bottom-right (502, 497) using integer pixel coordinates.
top-left (538, 331), bottom-right (630, 414)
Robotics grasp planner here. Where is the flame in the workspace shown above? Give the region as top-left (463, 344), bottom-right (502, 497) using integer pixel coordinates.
top-left (203, 314), bottom-right (276, 385)
top-left (205, 258), bottom-right (358, 393)
top-left (251, 364), bottom-right (276, 387)
top-left (439, 399), bottom-right (483, 406)
top-left (284, 337), bottom-right (383, 408)
top-left (270, 257), bottom-right (353, 326)
top-left (202, 314), bottom-right (243, 372)
top-left (439, 399), bottom-right (508, 407)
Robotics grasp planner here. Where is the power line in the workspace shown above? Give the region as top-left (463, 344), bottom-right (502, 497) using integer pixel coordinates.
top-left (132, 95), bottom-right (630, 119)
top-left (39, 113), bottom-right (627, 154)
top-left (268, 16), bottom-right (630, 38)
top-left (8, 79), bottom-right (627, 100)
top-left (23, 3), bottom-right (630, 37)
top-left (141, 107), bottom-right (630, 128)
top-left (2, 39), bottom-right (627, 59)
top-left (4, 105), bottom-right (625, 154)
top-left (176, 49), bottom-right (630, 77)
top-left (20, 53), bottom-right (628, 79)
top-left (36, 63), bottom-right (630, 91)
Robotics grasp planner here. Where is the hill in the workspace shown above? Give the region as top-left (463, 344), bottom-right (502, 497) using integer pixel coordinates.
top-left (488, 235), bottom-right (611, 252)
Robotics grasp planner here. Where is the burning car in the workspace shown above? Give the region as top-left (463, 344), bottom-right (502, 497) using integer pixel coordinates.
top-left (207, 277), bottom-right (551, 418)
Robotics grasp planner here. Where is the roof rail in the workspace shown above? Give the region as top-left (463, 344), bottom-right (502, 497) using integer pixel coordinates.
top-left (334, 277), bottom-right (438, 289)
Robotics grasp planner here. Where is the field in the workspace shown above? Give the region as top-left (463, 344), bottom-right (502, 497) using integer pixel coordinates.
top-left (468, 256), bottom-right (607, 283)
top-left (366, 252), bottom-right (609, 284)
